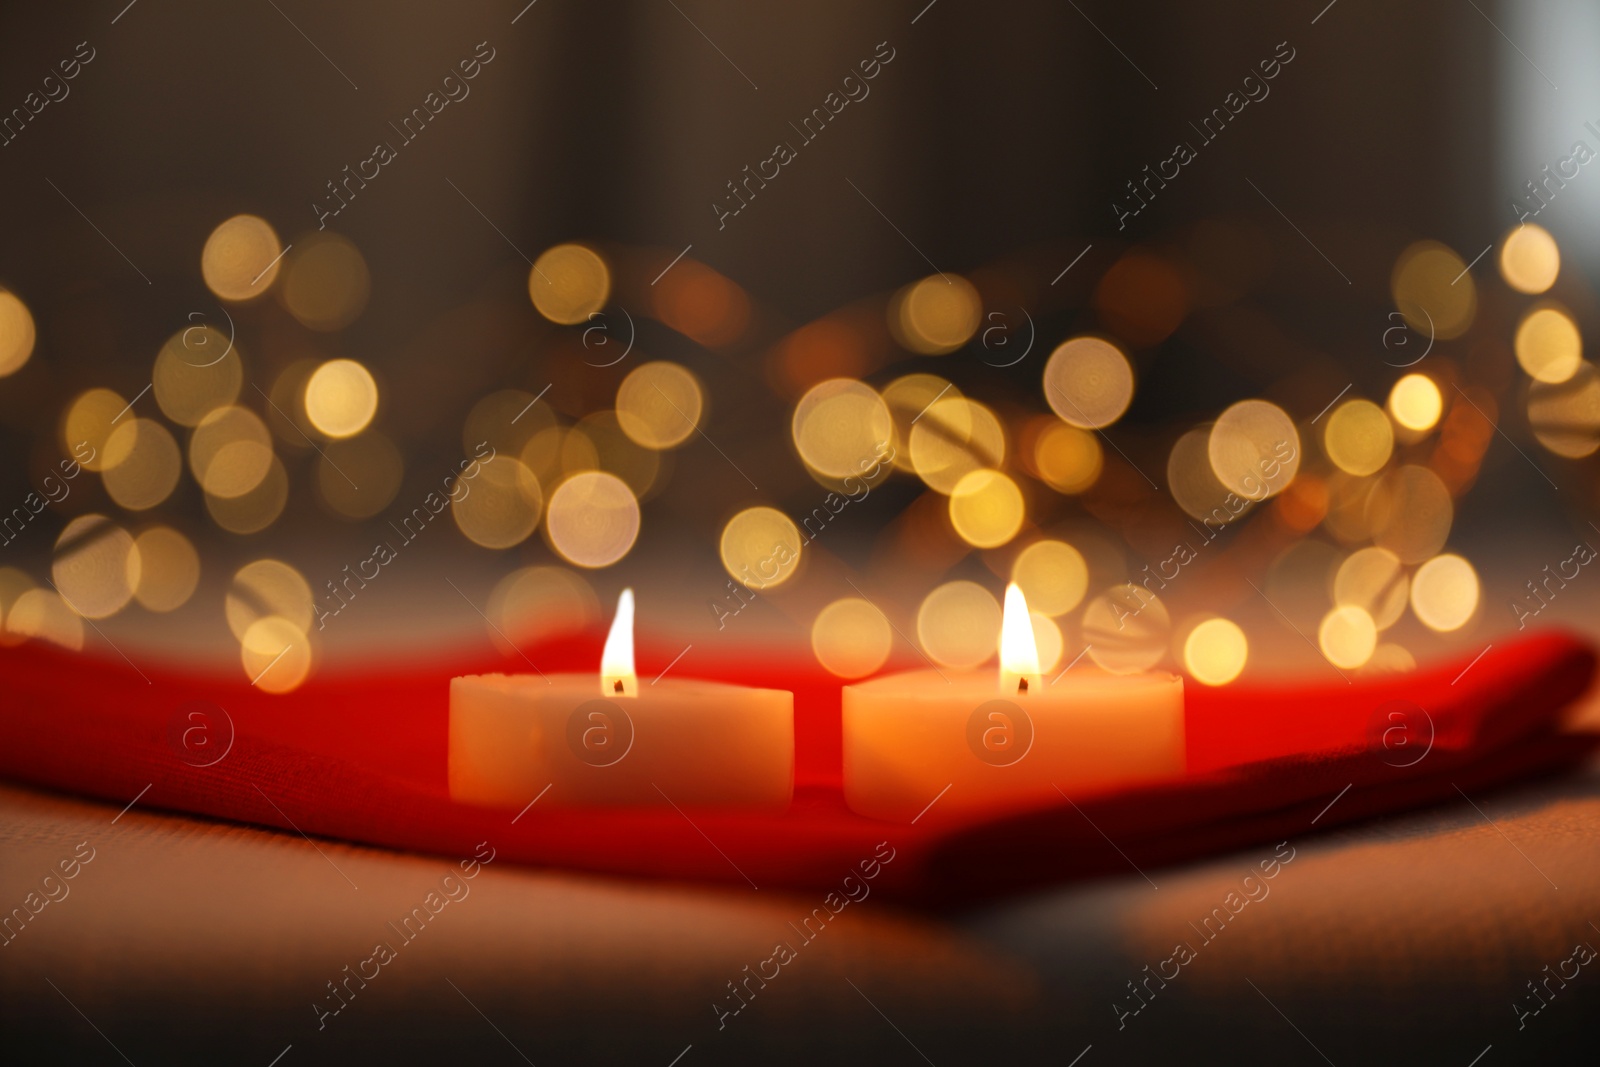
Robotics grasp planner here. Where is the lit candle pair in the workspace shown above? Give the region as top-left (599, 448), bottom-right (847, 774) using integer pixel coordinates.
top-left (449, 586), bottom-right (1186, 821)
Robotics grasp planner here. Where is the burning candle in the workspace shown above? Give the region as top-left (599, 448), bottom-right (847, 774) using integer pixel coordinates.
top-left (449, 590), bottom-right (794, 810)
top-left (842, 584), bottom-right (1185, 822)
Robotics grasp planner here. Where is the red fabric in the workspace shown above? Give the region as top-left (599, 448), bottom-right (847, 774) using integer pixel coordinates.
top-left (0, 630), bottom-right (1593, 906)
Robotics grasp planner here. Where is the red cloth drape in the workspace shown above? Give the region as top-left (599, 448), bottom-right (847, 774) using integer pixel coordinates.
top-left (0, 630), bottom-right (1592, 906)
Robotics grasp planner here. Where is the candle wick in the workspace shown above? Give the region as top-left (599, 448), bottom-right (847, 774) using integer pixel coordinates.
top-left (613, 679), bottom-right (624, 694)
top-left (1016, 678), bottom-right (1029, 695)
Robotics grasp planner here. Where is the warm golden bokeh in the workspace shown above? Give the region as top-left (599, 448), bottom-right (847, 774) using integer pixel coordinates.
top-left (948, 469), bottom-right (1024, 548)
top-left (452, 456), bottom-right (543, 549)
top-left (1033, 421), bottom-right (1102, 494)
top-left (201, 214), bottom-right (284, 301)
top-left (529, 243), bottom-right (611, 325)
top-left (616, 361), bottom-right (703, 449)
top-left (1042, 337), bottom-right (1134, 429)
top-left (132, 526), bottom-right (200, 612)
top-left (545, 471), bottom-right (640, 568)
top-left (1514, 304), bottom-right (1582, 384)
top-left (486, 565), bottom-right (599, 653)
top-left (792, 378), bottom-right (892, 479)
top-left (1527, 361), bottom-right (1600, 458)
top-left (1318, 604), bottom-right (1377, 670)
top-left (1391, 240), bottom-right (1475, 339)
top-left (652, 259), bottom-right (750, 346)
top-left (189, 405), bottom-right (274, 499)
top-left (102, 419), bottom-right (181, 510)
top-left (282, 234), bottom-right (370, 330)
top-left (1410, 553), bottom-right (1479, 632)
top-left (1183, 617), bottom-right (1248, 686)
top-left (1334, 546), bottom-right (1408, 631)
top-left (1083, 586), bottom-right (1170, 674)
top-left (908, 396), bottom-right (1005, 494)
top-left (304, 359), bottom-right (379, 438)
top-left (1093, 252), bottom-right (1188, 346)
top-left (0, 289), bottom-right (36, 377)
top-left (1498, 223), bottom-right (1559, 294)
top-left (205, 455), bottom-right (289, 534)
top-left (720, 506), bottom-right (802, 589)
top-left (1388, 373), bottom-right (1443, 432)
top-left (3, 589), bottom-right (83, 650)
top-left (811, 597), bottom-right (893, 678)
top-left (241, 615), bottom-right (312, 694)
top-left (1323, 398), bottom-right (1393, 477)
top-left (225, 559), bottom-right (313, 641)
top-left (153, 326), bottom-right (244, 426)
top-left (1168, 426), bottom-right (1242, 521)
top-left (52, 514), bottom-right (139, 620)
top-left (893, 274), bottom-right (981, 354)
top-left (1029, 611), bottom-right (1065, 673)
top-left (1011, 539), bottom-right (1089, 617)
top-left (1370, 464), bottom-right (1452, 564)
top-left (63, 388), bottom-right (132, 471)
top-left (1208, 399), bottom-right (1300, 498)
top-left (916, 580), bottom-right (1001, 669)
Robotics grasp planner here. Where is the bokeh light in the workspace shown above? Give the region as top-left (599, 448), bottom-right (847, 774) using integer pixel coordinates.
top-left (811, 597), bottom-right (893, 678)
top-left (452, 456), bottom-right (543, 549)
top-left (201, 214), bottom-right (284, 301)
top-left (1208, 399), bottom-right (1300, 498)
top-left (1498, 223), bottom-right (1559, 294)
top-left (304, 359), bottom-right (379, 438)
top-left (205, 455), bottom-right (289, 534)
top-left (652, 259), bottom-right (750, 346)
top-left (616, 361), bottom-right (703, 449)
top-left (893, 274), bottom-right (981, 354)
top-left (189, 405), bottom-right (274, 498)
top-left (1388, 373), bottom-right (1443, 432)
top-left (102, 419), bottom-right (181, 510)
top-left (282, 234), bottom-right (370, 330)
top-left (1033, 421), bottom-right (1103, 494)
top-left (63, 388), bottom-right (132, 471)
top-left (1323, 398), bottom-right (1393, 476)
top-left (948, 470), bottom-right (1024, 548)
top-left (720, 506), bottom-right (802, 589)
top-left (153, 326), bottom-right (243, 427)
top-left (52, 514), bottom-right (138, 619)
top-left (1410, 553), bottom-right (1479, 632)
top-left (225, 560), bottom-right (312, 641)
top-left (1391, 240), bottom-right (1475, 339)
top-left (486, 565), bottom-right (599, 653)
top-left (1183, 617), bottom-right (1248, 686)
top-left (1168, 426), bottom-right (1241, 521)
top-left (1370, 464), bottom-right (1452, 564)
top-left (1011, 539), bottom-right (1089, 617)
top-left (1083, 586), bottom-right (1170, 674)
top-left (529, 243), bottom-right (610, 325)
top-left (0, 289), bottom-right (36, 377)
top-left (241, 616), bottom-right (312, 694)
top-left (1514, 305), bottom-right (1581, 385)
top-left (545, 471), bottom-right (640, 568)
top-left (1527, 361), bottom-right (1600, 458)
top-left (0, 568), bottom-right (38, 648)
top-left (131, 526), bottom-right (200, 612)
top-left (4, 589), bottom-right (83, 650)
top-left (1030, 612), bottom-right (1064, 674)
top-left (792, 379), bottom-right (892, 479)
top-left (1318, 605), bottom-right (1377, 670)
top-left (908, 396), bottom-right (1005, 494)
top-left (916, 581), bottom-right (1001, 669)
top-left (1042, 337), bottom-right (1134, 429)
top-left (1334, 546), bottom-right (1408, 630)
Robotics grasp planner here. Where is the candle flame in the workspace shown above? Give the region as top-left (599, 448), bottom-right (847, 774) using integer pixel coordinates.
top-left (999, 582), bottom-right (1041, 694)
top-left (600, 588), bottom-right (637, 697)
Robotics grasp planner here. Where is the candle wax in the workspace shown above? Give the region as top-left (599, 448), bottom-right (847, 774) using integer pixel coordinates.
top-left (450, 674), bottom-right (793, 810)
top-left (842, 668), bottom-right (1185, 822)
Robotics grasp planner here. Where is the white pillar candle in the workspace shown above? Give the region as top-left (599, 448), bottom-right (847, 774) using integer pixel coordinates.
top-left (450, 590), bottom-right (794, 810)
top-left (842, 584), bottom-right (1185, 822)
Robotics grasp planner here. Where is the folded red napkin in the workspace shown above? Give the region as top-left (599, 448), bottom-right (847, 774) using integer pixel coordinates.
top-left (0, 631), bottom-right (1592, 905)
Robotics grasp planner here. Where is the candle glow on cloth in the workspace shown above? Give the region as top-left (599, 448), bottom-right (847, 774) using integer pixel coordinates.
top-left (842, 583), bottom-right (1185, 822)
top-left (450, 590), bottom-right (793, 809)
